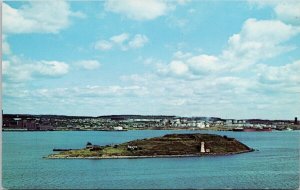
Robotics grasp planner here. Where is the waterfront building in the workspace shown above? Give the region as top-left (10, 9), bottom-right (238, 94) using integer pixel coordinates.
top-left (114, 126), bottom-right (123, 131)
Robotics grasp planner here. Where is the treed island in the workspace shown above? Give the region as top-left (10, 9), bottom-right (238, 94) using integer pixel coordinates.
top-left (46, 133), bottom-right (254, 159)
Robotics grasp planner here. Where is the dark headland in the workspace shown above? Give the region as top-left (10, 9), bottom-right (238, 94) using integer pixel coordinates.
top-left (46, 133), bottom-right (254, 159)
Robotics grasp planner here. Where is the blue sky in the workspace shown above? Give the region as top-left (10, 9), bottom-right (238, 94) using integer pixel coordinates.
top-left (2, 0), bottom-right (300, 119)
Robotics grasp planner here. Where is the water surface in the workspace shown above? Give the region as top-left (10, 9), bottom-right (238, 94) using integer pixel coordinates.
top-left (2, 130), bottom-right (299, 189)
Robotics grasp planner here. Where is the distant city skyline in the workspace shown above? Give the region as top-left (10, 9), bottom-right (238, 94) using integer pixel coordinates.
top-left (2, 112), bottom-right (298, 121)
top-left (2, 0), bottom-right (300, 120)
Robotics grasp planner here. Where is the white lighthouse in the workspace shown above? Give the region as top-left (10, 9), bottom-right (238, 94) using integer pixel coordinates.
top-left (200, 142), bottom-right (205, 153)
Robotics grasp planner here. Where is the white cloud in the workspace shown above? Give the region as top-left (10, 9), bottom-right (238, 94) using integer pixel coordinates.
top-left (169, 60), bottom-right (189, 76)
top-left (34, 61), bottom-right (69, 77)
top-left (157, 53), bottom-right (222, 78)
top-left (173, 51), bottom-right (192, 59)
top-left (158, 18), bottom-right (300, 78)
top-left (257, 60), bottom-right (300, 85)
top-left (134, 9), bottom-right (300, 118)
top-left (118, 67), bottom-right (300, 119)
top-left (3, 56), bottom-right (69, 82)
top-left (121, 73), bottom-right (155, 84)
top-left (82, 85), bottom-right (148, 97)
top-left (128, 34), bottom-right (149, 48)
top-left (239, 19), bottom-right (297, 42)
top-left (2, 56), bottom-right (31, 81)
top-left (2, 60), bottom-right (10, 74)
top-left (94, 33), bottom-right (149, 51)
top-left (120, 72), bottom-right (256, 111)
top-left (249, 0), bottom-right (300, 25)
top-left (110, 33), bottom-right (129, 44)
top-left (222, 19), bottom-right (300, 70)
top-left (187, 55), bottom-right (221, 74)
top-left (5, 85), bottom-right (148, 99)
top-left (94, 40), bottom-right (113, 50)
top-left (2, 35), bottom-right (11, 55)
top-left (76, 60), bottom-right (101, 70)
top-left (104, 0), bottom-right (170, 21)
top-left (2, 1), bottom-right (84, 34)
top-left (274, 2), bottom-right (300, 25)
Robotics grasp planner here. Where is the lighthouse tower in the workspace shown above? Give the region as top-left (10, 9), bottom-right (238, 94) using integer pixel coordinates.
top-left (200, 142), bottom-right (205, 153)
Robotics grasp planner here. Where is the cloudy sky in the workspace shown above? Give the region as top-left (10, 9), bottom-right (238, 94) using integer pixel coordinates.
top-left (2, 0), bottom-right (300, 119)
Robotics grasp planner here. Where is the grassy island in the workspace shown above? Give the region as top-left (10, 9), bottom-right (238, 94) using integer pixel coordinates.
top-left (46, 133), bottom-right (254, 159)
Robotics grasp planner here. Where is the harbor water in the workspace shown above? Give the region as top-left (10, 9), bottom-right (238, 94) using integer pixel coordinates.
top-left (2, 130), bottom-right (300, 189)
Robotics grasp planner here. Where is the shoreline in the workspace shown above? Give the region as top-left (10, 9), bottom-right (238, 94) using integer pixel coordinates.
top-left (45, 149), bottom-right (254, 160)
top-left (2, 128), bottom-right (231, 132)
top-left (2, 129), bottom-right (297, 132)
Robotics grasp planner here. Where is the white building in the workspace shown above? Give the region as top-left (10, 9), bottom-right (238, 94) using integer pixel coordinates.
top-left (114, 126), bottom-right (123, 131)
top-left (197, 122), bottom-right (206, 128)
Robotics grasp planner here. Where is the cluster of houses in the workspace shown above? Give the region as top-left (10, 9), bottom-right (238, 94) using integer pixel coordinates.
top-left (2, 114), bottom-right (298, 131)
top-left (2, 116), bottom-right (54, 131)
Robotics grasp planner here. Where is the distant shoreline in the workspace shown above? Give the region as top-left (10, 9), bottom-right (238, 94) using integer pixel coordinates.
top-left (2, 128), bottom-right (297, 132)
top-left (1, 128), bottom-right (227, 132)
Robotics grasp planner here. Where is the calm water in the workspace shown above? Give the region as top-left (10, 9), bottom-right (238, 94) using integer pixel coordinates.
top-left (2, 130), bottom-right (300, 189)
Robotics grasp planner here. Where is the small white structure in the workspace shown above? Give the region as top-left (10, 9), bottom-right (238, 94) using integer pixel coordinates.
top-left (201, 142), bottom-right (205, 153)
top-left (197, 122), bottom-right (206, 128)
top-left (114, 126), bottom-right (123, 131)
top-left (127, 145), bottom-right (138, 150)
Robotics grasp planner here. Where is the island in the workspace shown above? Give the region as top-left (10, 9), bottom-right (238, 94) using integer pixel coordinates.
top-left (46, 133), bottom-right (254, 159)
